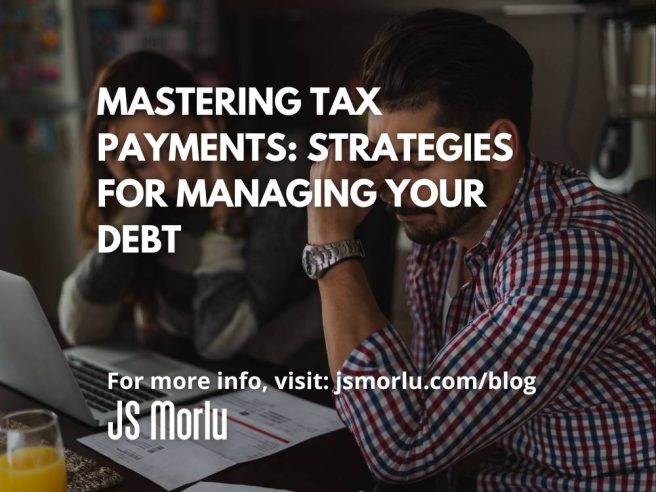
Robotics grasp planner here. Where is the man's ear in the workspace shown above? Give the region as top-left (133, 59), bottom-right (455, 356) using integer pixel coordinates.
top-left (487, 118), bottom-right (522, 171)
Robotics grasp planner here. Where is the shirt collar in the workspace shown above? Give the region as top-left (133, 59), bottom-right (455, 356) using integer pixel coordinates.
top-left (466, 153), bottom-right (540, 258)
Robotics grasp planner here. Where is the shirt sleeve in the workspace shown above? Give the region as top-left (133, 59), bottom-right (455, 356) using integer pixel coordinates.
top-left (333, 229), bottom-right (646, 483)
top-left (191, 233), bottom-right (255, 359)
top-left (192, 165), bottom-right (309, 359)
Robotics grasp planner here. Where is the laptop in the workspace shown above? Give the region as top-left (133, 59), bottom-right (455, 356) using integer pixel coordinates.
top-left (0, 270), bottom-right (218, 427)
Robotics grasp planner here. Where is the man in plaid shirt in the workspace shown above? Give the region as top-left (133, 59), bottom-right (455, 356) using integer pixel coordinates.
top-left (305, 9), bottom-right (655, 491)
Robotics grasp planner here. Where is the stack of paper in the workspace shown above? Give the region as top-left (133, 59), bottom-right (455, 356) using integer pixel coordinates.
top-left (79, 388), bottom-right (344, 490)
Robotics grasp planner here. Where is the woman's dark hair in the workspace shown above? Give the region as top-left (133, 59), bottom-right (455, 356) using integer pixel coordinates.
top-left (79, 51), bottom-right (201, 329)
top-left (79, 50), bottom-right (198, 248)
top-left (362, 9), bottom-right (533, 150)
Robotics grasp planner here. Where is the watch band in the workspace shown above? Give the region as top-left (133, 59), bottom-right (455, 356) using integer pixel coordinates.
top-left (302, 239), bottom-right (365, 280)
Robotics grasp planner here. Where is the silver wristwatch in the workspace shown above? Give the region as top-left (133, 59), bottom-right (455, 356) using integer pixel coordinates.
top-left (302, 239), bottom-right (365, 280)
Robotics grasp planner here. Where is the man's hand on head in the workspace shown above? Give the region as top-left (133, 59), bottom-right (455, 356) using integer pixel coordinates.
top-left (308, 143), bottom-right (393, 245)
top-left (306, 144), bottom-right (392, 377)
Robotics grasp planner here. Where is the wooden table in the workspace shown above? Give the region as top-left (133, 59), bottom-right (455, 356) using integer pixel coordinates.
top-left (0, 339), bottom-right (380, 492)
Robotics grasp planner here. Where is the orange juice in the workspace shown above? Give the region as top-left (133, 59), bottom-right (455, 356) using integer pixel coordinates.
top-left (0, 446), bottom-right (66, 492)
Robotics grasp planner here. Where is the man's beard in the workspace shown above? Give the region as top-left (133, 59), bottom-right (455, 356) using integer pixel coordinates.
top-left (390, 164), bottom-right (490, 245)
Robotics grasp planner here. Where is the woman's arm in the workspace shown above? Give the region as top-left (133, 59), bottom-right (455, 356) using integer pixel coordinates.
top-left (192, 164), bottom-right (309, 359)
top-left (58, 204), bottom-right (150, 345)
top-left (58, 251), bottom-right (135, 345)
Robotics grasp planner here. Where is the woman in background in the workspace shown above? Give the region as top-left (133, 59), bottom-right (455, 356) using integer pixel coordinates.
top-left (59, 51), bottom-right (317, 362)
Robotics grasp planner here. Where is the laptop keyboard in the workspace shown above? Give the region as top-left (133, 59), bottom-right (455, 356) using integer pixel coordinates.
top-left (67, 356), bottom-right (167, 413)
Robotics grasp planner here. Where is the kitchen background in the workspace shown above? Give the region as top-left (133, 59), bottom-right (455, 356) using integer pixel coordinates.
top-left (0, 0), bottom-right (653, 329)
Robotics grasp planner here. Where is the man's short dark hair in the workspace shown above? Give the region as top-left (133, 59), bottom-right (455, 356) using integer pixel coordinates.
top-left (362, 8), bottom-right (534, 150)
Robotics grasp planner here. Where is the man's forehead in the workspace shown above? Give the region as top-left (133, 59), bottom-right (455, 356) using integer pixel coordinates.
top-left (367, 104), bottom-right (440, 141)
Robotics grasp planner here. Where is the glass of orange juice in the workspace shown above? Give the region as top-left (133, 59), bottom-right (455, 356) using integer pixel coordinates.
top-left (0, 409), bottom-right (67, 492)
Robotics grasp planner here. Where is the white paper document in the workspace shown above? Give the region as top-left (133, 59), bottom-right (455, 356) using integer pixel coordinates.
top-left (79, 388), bottom-right (344, 491)
top-left (183, 482), bottom-right (293, 492)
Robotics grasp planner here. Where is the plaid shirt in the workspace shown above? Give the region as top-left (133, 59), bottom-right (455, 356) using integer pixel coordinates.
top-left (334, 156), bottom-right (655, 491)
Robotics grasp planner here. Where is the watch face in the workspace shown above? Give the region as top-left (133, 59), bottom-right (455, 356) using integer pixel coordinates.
top-left (302, 247), bottom-right (318, 279)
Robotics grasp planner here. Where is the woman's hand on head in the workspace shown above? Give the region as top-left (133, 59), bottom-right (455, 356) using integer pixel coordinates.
top-left (202, 117), bottom-right (245, 236)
